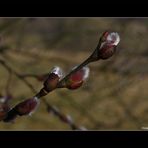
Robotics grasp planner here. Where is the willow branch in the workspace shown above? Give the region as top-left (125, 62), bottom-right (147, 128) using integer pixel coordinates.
top-left (0, 59), bottom-right (83, 130)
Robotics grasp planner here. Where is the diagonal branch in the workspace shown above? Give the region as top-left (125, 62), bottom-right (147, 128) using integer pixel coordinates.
top-left (0, 59), bottom-right (84, 130)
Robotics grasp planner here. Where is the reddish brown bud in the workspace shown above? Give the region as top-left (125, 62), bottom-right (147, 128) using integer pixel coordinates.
top-left (98, 31), bottom-right (120, 60)
top-left (3, 97), bottom-right (39, 122)
top-left (0, 111), bottom-right (7, 121)
top-left (0, 105), bottom-right (9, 121)
top-left (65, 66), bottom-right (90, 90)
top-left (43, 73), bottom-right (60, 92)
top-left (43, 66), bottom-right (63, 92)
top-left (15, 97), bottom-right (39, 116)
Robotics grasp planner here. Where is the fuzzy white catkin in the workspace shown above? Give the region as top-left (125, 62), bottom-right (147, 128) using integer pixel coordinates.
top-left (107, 32), bottom-right (120, 46)
top-left (51, 66), bottom-right (63, 79)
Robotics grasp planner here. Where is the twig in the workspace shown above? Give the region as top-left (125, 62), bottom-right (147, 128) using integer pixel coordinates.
top-left (0, 59), bottom-right (36, 93)
top-left (0, 31), bottom-right (120, 130)
top-left (0, 59), bottom-right (84, 130)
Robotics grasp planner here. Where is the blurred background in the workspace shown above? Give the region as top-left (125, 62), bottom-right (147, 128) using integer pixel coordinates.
top-left (0, 17), bottom-right (148, 130)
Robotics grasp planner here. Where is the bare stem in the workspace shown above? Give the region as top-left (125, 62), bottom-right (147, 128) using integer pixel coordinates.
top-left (0, 59), bottom-right (83, 130)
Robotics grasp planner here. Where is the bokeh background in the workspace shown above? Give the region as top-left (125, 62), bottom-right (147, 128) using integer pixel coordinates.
top-left (0, 17), bottom-right (148, 130)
